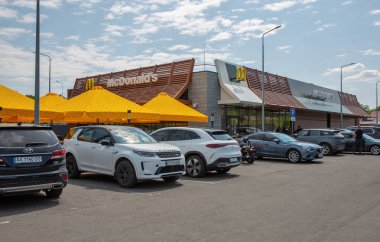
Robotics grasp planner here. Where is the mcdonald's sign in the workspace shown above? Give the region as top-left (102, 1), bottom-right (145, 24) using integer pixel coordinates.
top-left (235, 66), bottom-right (247, 82)
top-left (85, 78), bottom-right (95, 91)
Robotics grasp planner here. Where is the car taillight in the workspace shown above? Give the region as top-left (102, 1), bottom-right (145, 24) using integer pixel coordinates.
top-left (51, 149), bottom-right (66, 159)
top-left (206, 143), bottom-right (237, 148)
top-left (60, 173), bottom-right (68, 181)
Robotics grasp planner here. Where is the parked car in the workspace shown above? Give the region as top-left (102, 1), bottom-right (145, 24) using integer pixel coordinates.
top-left (243, 132), bottom-right (323, 163)
top-left (293, 129), bottom-right (345, 155)
top-left (235, 126), bottom-right (262, 136)
top-left (151, 127), bottom-right (241, 177)
top-left (0, 125), bottom-right (67, 198)
top-left (340, 129), bottom-right (380, 155)
top-left (64, 125), bottom-right (185, 188)
top-left (347, 126), bottom-right (380, 139)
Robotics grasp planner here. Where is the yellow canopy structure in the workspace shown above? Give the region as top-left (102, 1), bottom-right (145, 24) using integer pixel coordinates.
top-left (0, 85), bottom-right (62, 122)
top-left (63, 86), bottom-right (158, 123)
top-left (143, 92), bottom-right (208, 122)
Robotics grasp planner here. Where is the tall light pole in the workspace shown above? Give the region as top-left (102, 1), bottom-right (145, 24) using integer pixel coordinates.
top-left (56, 81), bottom-right (63, 97)
top-left (340, 62), bottom-right (356, 129)
top-left (376, 80), bottom-right (380, 126)
top-left (261, 25), bottom-right (281, 131)
top-left (34, 0), bottom-right (40, 125)
top-left (40, 53), bottom-right (52, 93)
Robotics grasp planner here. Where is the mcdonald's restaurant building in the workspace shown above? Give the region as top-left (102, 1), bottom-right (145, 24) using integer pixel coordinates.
top-left (68, 58), bottom-right (368, 134)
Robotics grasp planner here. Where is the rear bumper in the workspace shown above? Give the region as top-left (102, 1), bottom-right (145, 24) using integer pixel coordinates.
top-left (0, 170), bottom-right (67, 194)
top-left (207, 157), bottom-right (241, 171)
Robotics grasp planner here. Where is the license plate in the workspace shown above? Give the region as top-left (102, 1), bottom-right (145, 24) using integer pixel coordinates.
top-left (165, 159), bottom-right (180, 166)
top-left (14, 156), bottom-right (42, 164)
top-left (229, 157), bottom-right (239, 163)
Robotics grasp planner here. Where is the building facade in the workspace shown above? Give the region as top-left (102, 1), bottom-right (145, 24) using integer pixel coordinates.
top-left (69, 59), bottom-right (368, 133)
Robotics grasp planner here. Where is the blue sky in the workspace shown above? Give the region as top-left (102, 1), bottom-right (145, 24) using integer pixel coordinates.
top-left (0, 0), bottom-right (379, 108)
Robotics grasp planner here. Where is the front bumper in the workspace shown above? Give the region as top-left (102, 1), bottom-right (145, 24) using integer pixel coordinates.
top-left (301, 150), bottom-right (323, 160)
top-left (206, 157), bottom-right (242, 171)
top-left (135, 155), bottom-right (186, 180)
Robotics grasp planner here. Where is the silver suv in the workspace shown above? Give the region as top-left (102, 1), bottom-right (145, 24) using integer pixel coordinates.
top-left (294, 129), bottom-right (345, 155)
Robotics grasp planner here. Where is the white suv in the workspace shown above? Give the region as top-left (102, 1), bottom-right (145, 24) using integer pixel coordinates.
top-left (151, 127), bottom-right (241, 177)
top-left (64, 125), bottom-right (185, 188)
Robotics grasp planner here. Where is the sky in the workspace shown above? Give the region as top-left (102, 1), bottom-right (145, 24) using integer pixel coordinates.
top-left (0, 0), bottom-right (379, 108)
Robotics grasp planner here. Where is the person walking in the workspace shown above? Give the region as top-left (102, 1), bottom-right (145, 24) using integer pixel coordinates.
top-left (353, 126), bottom-right (364, 154)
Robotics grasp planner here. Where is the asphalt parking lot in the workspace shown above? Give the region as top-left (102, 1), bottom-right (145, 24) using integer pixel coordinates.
top-left (1, 154), bottom-right (380, 242)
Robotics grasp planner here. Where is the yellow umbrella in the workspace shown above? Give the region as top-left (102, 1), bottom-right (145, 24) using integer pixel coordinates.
top-left (63, 86), bottom-right (158, 123)
top-left (39, 93), bottom-right (66, 122)
top-left (0, 84), bottom-right (62, 122)
top-left (143, 92), bottom-right (208, 122)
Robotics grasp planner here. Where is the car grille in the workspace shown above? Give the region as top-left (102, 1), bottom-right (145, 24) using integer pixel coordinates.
top-left (316, 148), bottom-right (322, 153)
top-left (155, 165), bottom-right (184, 175)
top-left (157, 151), bottom-right (181, 158)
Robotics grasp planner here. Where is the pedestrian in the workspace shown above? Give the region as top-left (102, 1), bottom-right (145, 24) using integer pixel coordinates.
top-left (295, 125), bottom-right (303, 133)
top-left (353, 126), bottom-right (364, 154)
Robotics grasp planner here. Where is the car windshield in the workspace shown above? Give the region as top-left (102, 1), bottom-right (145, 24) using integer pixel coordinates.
top-left (110, 127), bottom-right (157, 144)
top-left (275, 133), bottom-right (297, 143)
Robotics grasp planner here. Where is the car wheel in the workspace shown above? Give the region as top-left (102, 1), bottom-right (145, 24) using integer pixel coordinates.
top-left (45, 188), bottom-right (63, 199)
top-left (66, 155), bottom-right (81, 179)
top-left (115, 160), bottom-right (138, 188)
top-left (217, 168), bottom-right (231, 174)
top-left (370, 145), bottom-right (380, 155)
top-left (247, 156), bottom-right (255, 164)
top-left (163, 176), bottom-right (180, 183)
top-left (287, 149), bottom-right (301, 163)
top-left (186, 155), bottom-right (206, 178)
top-left (320, 143), bottom-right (333, 156)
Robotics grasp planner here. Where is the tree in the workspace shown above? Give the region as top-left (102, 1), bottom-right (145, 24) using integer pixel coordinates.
top-left (360, 104), bottom-right (371, 114)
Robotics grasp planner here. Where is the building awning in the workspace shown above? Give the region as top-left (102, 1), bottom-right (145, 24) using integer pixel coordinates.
top-left (143, 92), bottom-right (208, 122)
top-left (63, 86), bottom-right (158, 123)
top-left (339, 92), bottom-right (369, 117)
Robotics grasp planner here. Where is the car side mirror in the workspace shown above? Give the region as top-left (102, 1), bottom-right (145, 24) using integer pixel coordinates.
top-left (100, 140), bottom-right (112, 146)
top-left (243, 137), bottom-right (248, 143)
top-left (273, 138), bottom-right (280, 144)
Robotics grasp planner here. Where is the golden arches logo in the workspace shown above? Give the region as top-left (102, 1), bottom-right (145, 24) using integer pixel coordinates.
top-left (236, 66), bottom-right (247, 82)
top-left (85, 78), bottom-right (95, 91)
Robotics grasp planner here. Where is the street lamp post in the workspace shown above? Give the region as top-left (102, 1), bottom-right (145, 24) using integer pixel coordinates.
top-left (34, 0), bottom-right (40, 125)
top-left (56, 81), bottom-right (63, 97)
top-left (261, 25), bottom-right (281, 132)
top-left (340, 63), bottom-right (356, 129)
top-left (34, 52), bottom-right (52, 93)
top-left (376, 81), bottom-right (380, 126)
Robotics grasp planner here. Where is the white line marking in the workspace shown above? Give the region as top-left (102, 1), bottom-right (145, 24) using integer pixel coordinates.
top-left (183, 180), bottom-right (221, 185)
top-left (0, 221), bottom-right (10, 225)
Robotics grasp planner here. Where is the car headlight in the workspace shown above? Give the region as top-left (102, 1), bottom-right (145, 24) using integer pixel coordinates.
top-left (303, 146), bottom-right (314, 151)
top-left (133, 150), bottom-right (157, 157)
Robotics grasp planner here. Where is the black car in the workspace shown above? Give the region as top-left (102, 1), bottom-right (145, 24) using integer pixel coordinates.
top-left (0, 125), bottom-right (67, 198)
top-left (347, 126), bottom-right (380, 139)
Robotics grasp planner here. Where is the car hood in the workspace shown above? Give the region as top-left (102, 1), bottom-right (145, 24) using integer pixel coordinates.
top-left (291, 141), bottom-right (322, 148)
top-left (115, 142), bottom-right (180, 152)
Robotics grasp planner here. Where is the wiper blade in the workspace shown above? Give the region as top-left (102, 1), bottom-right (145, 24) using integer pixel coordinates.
top-left (25, 142), bottom-right (48, 147)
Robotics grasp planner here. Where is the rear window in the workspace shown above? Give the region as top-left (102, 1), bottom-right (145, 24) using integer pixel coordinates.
top-left (0, 130), bottom-right (59, 147)
top-left (207, 131), bottom-right (233, 140)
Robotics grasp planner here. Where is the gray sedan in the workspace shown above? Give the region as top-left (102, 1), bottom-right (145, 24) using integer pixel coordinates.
top-left (242, 132), bottom-right (323, 163)
top-left (341, 130), bottom-right (380, 155)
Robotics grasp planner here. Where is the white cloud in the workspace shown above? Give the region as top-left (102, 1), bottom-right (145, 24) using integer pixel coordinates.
top-left (41, 32), bottom-right (54, 38)
top-left (232, 8), bottom-right (246, 13)
top-left (103, 24), bottom-right (127, 37)
top-left (12, 0), bottom-right (62, 9)
top-left (209, 31), bottom-right (232, 42)
top-left (360, 49), bottom-right (380, 56)
top-left (233, 18), bottom-right (283, 39)
top-left (105, 1), bottom-right (146, 20)
top-left (277, 45), bottom-right (292, 53)
top-left (299, 0), bottom-right (318, 4)
top-left (245, 0), bottom-right (260, 3)
top-left (66, 0), bottom-right (101, 9)
top-left (345, 70), bottom-right (380, 83)
top-left (341, 1), bottom-right (352, 5)
top-left (263, 1), bottom-right (297, 11)
top-left (316, 23), bottom-right (336, 31)
top-left (167, 44), bottom-right (190, 51)
top-left (17, 12), bottom-right (48, 23)
top-left (370, 9), bottom-right (380, 15)
top-left (65, 35), bottom-right (80, 41)
top-left (0, 6), bottom-right (17, 18)
top-left (0, 27), bottom-right (31, 38)
top-left (375, 21), bottom-right (380, 27)
top-left (336, 53), bottom-right (347, 57)
top-left (323, 63), bottom-right (365, 76)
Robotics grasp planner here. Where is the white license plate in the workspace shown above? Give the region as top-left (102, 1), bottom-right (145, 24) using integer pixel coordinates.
top-left (165, 159), bottom-right (180, 166)
top-left (229, 157), bottom-right (239, 163)
top-left (14, 156), bottom-right (42, 164)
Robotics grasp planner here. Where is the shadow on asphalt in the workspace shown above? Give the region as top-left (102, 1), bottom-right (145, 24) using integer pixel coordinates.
top-left (180, 172), bottom-right (240, 182)
top-left (0, 193), bottom-right (59, 217)
top-left (68, 173), bottom-right (183, 193)
top-left (255, 158), bottom-right (324, 165)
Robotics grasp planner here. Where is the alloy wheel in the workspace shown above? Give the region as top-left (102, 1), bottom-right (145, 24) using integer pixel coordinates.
top-left (117, 164), bottom-right (129, 186)
top-left (322, 144), bottom-right (330, 155)
top-left (370, 145), bottom-right (380, 155)
top-left (288, 150), bottom-right (300, 163)
top-left (186, 157), bottom-right (202, 177)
